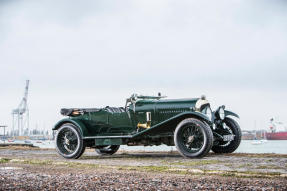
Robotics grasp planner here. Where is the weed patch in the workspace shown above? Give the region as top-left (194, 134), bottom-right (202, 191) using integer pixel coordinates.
top-left (0, 158), bottom-right (11, 163)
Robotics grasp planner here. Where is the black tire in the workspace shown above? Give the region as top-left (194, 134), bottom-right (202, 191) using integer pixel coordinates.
top-left (212, 117), bottom-right (241, 153)
top-left (174, 118), bottom-right (213, 158)
top-left (95, 145), bottom-right (120, 155)
top-left (55, 123), bottom-right (86, 159)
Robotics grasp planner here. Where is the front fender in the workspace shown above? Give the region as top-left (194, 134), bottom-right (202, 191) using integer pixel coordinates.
top-left (133, 111), bottom-right (212, 138)
top-left (224, 110), bottom-right (239, 119)
top-left (53, 118), bottom-right (89, 137)
top-left (183, 111), bottom-right (212, 123)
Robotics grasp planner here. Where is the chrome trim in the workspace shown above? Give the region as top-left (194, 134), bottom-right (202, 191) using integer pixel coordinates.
top-left (219, 107), bottom-right (225, 120)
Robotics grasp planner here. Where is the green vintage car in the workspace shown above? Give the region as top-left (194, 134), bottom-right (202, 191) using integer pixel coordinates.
top-left (53, 93), bottom-right (241, 159)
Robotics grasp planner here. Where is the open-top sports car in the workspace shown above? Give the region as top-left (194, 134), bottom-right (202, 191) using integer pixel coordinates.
top-left (53, 93), bottom-right (241, 159)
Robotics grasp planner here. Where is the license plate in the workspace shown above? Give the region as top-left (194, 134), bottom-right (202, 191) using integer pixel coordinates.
top-left (223, 135), bottom-right (234, 141)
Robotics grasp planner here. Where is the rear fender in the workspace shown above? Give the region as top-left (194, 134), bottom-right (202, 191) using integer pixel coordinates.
top-left (133, 111), bottom-right (212, 138)
top-left (53, 118), bottom-right (89, 137)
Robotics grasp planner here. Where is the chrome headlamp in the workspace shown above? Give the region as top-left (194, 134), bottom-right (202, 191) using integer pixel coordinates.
top-left (216, 106), bottom-right (225, 120)
top-left (200, 105), bottom-right (212, 120)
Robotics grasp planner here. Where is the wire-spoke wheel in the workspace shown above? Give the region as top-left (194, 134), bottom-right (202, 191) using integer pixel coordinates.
top-left (95, 145), bottom-right (120, 155)
top-left (212, 117), bottom-right (241, 153)
top-left (174, 118), bottom-right (213, 158)
top-left (55, 123), bottom-right (85, 159)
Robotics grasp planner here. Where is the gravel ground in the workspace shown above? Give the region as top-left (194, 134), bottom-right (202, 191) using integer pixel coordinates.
top-left (0, 147), bottom-right (286, 190)
top-left (0, 164), bottom-right (286, 191)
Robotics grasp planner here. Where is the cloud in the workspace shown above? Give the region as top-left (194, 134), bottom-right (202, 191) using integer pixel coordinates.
top-left (0, 0), bottom-right (286, 131)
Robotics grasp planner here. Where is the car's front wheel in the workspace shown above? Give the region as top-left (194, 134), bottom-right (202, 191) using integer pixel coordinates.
top-left (174, 118), bottom-right (213, 158)
top-left (55, 123), bottom-right (86, 159)
top-left (95, 145), bottom-right (120, 155)
top-left (212, 117), bottom-right (241, 153)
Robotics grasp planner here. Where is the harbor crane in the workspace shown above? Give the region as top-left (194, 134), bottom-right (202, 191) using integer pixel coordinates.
top-left (12, 80), bottom-right (30, 136)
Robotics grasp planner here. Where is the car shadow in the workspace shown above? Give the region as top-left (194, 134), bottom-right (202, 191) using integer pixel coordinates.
top-left (79, 152), bottom-right (179, 160)
top-left (79, 152), bottom-right (215, 160)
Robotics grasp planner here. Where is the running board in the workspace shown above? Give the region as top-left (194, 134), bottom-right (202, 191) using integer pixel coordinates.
top-left (83, 135), bottom-right (133, 139)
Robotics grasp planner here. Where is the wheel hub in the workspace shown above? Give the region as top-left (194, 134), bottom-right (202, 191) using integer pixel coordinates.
top-left (187, 135), bottom-right (195, 143)
top-left (64, 135), bottom-right (70, 145)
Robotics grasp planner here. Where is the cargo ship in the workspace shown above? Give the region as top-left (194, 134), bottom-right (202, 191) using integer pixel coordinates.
top-left (266, 131), bottom-right (287, 140)
top-left (266, 118), bottom-right (287, 140)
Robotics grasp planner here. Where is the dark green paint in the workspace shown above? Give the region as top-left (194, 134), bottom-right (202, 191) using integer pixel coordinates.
top-left (224, 110), bottom-right (240, 118)
top-left (54, 118), bottom-right (90, 136)
top-left (53, 96), bottom-right (238, 146)
top-left (95, 138), bottom-right (122, 146)
top-left (132, 111), bottom-right (212, 138)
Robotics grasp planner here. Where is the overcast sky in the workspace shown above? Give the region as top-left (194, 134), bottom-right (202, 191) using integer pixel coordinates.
top-left (0, 0), bottom-right (287, 133)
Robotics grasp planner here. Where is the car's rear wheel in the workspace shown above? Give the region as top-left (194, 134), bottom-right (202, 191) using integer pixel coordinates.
top-left (55, 123), bottom-right (86, 159)
top-left (174, 118), bottom-right (213, 158)
top-left (212, 117), bottom-right (241, 153)
top-left (95, 145), bottom-right (120, 155)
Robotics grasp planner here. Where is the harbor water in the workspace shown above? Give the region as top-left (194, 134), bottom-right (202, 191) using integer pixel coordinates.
top-left (120, 140), bottom-right (287, 154)
top-left (1, 140), bottom-right (286, 154)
